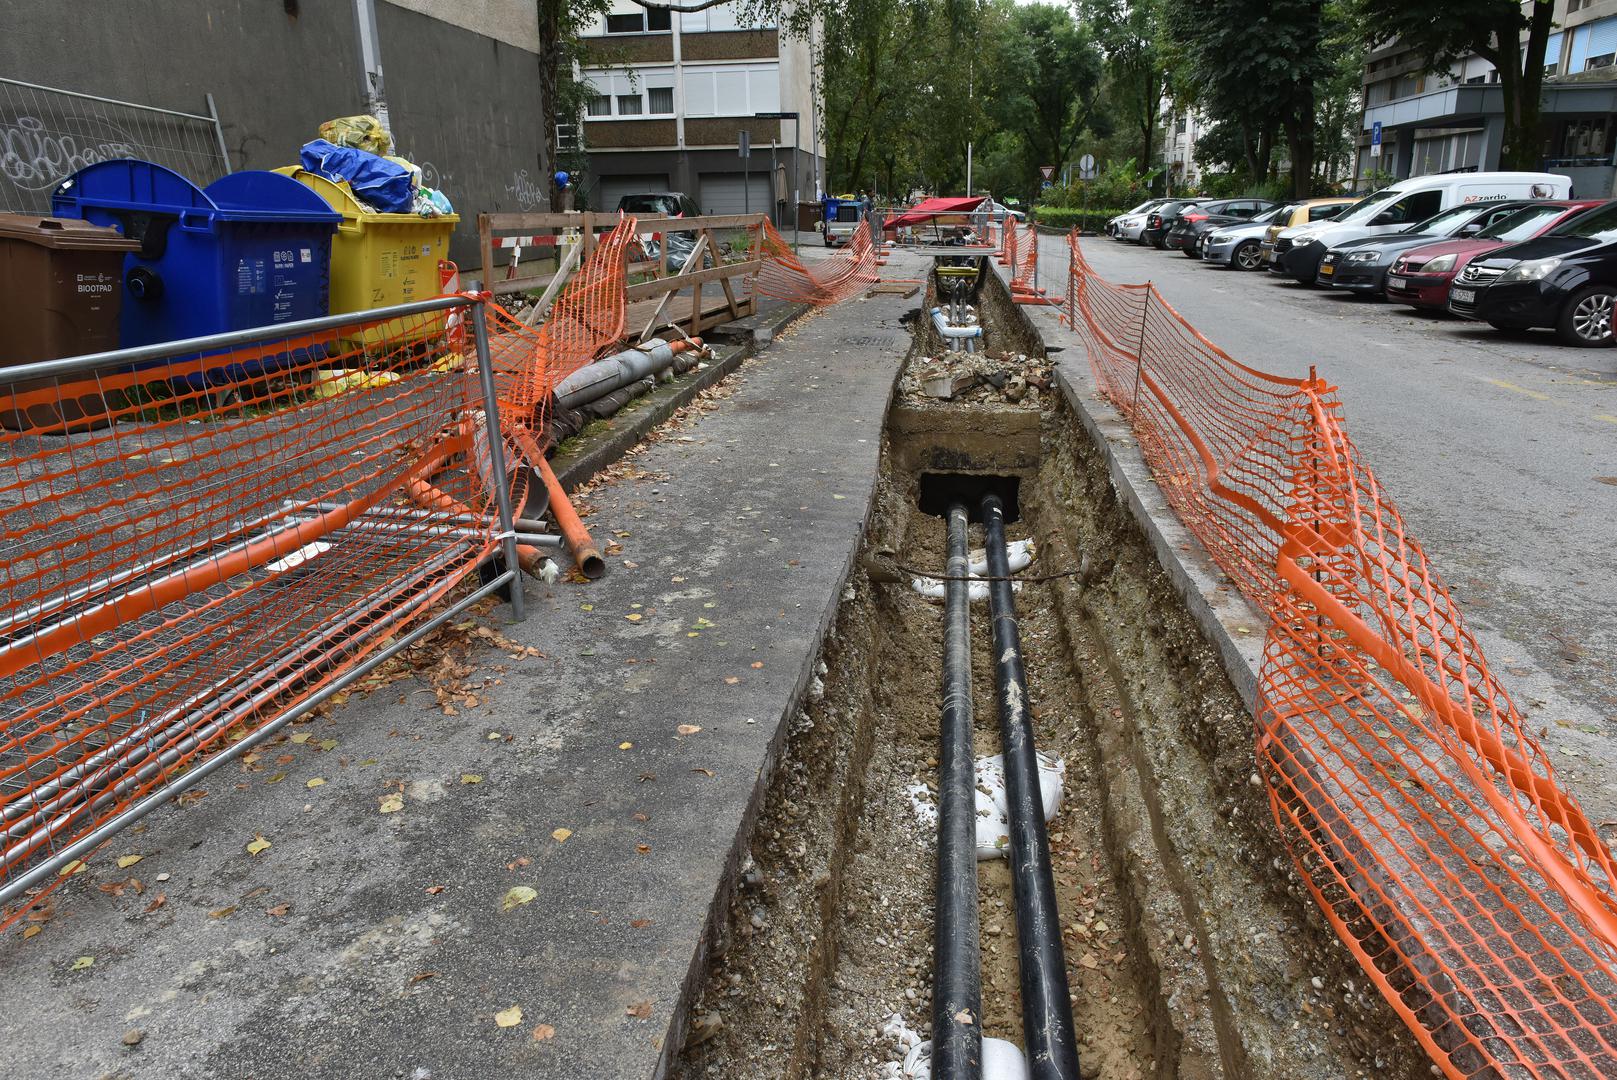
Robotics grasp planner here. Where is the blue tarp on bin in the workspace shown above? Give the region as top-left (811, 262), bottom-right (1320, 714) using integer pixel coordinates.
top-left (51, 160), bottom-right (340, 381)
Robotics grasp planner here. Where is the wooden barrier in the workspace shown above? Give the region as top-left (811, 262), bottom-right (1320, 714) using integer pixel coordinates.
top-left (477, 211), bottom-right (766, 340)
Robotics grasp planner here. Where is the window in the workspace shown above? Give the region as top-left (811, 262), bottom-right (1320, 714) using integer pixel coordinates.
top-left (648, 87), bottom-right (673, 114)
top-left (587, 95), bottom-right (612, 116)
top-left (681, 2), bottom-right (774, 32)
top-left (581, 69), bottom-right (675, 119)
top-left (1588, 52), bottom-right (1616, 70)
top-left (617, 94), bottom-right (643, 115)
top-left (604, 9), bottom-right (670, 33)
top-left (1384, 190), bottom-right (1443, 224)
top-left (681, 63), bottom-right (780, 117)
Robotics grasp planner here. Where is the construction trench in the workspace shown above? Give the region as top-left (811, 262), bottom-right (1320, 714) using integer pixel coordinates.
top-left (670, 261), bottom-right (1427, 1079)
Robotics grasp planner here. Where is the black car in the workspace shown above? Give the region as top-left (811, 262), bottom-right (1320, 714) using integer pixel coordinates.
top-left (1140, 200), bottom-right (1195, 249)
top-left (1450, 199), bottom-right (1617, 346)
top-left (1164, 198), bottom-right (1277, 257)
top-left (1314, 201), bottom-right (1537, 296)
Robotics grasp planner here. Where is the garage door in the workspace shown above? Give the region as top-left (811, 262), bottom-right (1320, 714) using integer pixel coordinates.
top-left (699, 172), bottom-right (772, 215)
top-left (595, 174), bottom-right (670, 213)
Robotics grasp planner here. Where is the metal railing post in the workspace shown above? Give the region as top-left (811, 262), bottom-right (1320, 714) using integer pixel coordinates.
top-left (1131, 284), bottom-right (1152, 412)
top-left (470, 300), bottom-right (527, 622)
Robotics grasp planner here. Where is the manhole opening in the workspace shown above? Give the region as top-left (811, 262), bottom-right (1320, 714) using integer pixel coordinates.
top-left (916, 471), bottom-right (1020, 523)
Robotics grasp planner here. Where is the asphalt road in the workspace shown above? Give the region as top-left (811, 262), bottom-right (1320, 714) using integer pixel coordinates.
top-left (1042, 229), bottom-right (1617, 822)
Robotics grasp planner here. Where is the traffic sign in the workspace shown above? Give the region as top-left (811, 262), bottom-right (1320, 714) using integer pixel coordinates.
top-left (754, 111), bottom-right (800, 119)
top-left (1038, 164), bottom-right (1056, 181)
top-left (1041, 180), bottom-right (1054, 190)
top-left (1370, 121), bottom-right (1382, 158)
top-left (1077, 153), bottom-right (1097, 180)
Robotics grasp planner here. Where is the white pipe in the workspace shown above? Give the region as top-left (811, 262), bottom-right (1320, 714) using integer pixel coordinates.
top-left (912, 538), bottom-right (1033, 598)
top-left (553, 338), bottom-right (680, 411)
top-left (930, 308), bottom-right (982, 340)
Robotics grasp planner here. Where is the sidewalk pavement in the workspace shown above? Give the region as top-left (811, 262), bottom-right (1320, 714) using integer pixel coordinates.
top-left (0, 269), bottom-right (924, 1080)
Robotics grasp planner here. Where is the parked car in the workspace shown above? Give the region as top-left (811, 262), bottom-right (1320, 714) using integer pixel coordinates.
top-left (1108, 198), bottom-right (1171, 239)
top-left (1449, 198), bottom-right (1617, 345)
top-left (1164, 198), bottom-right (1277, 257)
top-left (1273, 171), bottom-right (1572, 284)
top-left (1140, 200), bottom-right (1197, 248)
top-left (1314, 200), bottom-right (1539, 296)
top-left (617, 191), bottom-right (704, 270)
top-left (1202, 205), bottom-right (1294, 269)
top-left (1387, 200), bottom-right (1606, 310)
top-left (1260, 198), bottom-right (1359, 267)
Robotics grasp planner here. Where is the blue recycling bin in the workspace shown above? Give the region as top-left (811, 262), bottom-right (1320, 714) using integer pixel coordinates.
top-left (51, 160), bottom-right (340, 384)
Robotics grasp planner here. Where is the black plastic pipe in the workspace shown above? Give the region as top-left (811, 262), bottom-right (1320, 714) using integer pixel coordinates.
top-left (982, 493), bottom-right (1083, 1080)
top-left (933, 503), bottom-right (983, 1079)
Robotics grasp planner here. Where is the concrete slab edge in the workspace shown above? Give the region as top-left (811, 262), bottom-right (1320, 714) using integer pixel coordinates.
top-left (650, 324), bottom-right (910, 1079)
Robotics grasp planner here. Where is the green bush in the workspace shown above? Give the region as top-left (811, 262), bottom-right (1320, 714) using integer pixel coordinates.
top-left (1029, 206), bottom-right (1127, 233)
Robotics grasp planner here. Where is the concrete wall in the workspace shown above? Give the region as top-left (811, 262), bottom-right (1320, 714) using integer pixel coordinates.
top-left (0, 0), bottom-right (546, 264)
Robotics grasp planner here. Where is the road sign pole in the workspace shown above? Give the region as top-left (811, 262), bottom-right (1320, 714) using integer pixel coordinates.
top-left (740, 130), bottom-right (751, 215)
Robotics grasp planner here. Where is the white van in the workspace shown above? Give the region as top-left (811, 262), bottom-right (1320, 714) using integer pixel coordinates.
top-left (1271, 171), bottom-right (1571, 283)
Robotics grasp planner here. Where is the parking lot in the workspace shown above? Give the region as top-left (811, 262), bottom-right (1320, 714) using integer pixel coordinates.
top-left (1045, 227), bottom-right (1617, 823)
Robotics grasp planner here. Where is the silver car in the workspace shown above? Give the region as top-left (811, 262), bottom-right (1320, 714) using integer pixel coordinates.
top-left (1109, 198), bottom-right (1170, 241)
top-left (1201, 204), bottom-right (1292, 270)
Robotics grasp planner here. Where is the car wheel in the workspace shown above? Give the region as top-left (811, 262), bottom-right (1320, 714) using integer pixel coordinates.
top-left (1486, 319), bottom-right (1532, 336)
top-left (1556, 286), bottom-right (1617, 347)
top-left (1151, 237), bottom-right (1167, 250)
top-left (1233, 241), bottom-right (1262, 271)
top-left (1181, 243), bottom-right (1200, 259)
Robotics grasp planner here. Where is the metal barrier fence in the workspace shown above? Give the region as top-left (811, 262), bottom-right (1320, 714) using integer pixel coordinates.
top-left (0, 296), bottom-right (526, 924)
top-left (0, 77), bottom-right (231, 214)
top-left (1062, 231), bottom-right (1617, 1078)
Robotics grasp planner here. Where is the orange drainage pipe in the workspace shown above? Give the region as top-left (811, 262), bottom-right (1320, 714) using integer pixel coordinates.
top-left (533, 452), bottom-right (604, 579)
top-left (404, 476), bottom-right (552, 579)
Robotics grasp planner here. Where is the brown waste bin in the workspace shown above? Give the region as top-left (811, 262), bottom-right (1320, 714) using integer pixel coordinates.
top-left (0, 214), bottom-right (139, 431)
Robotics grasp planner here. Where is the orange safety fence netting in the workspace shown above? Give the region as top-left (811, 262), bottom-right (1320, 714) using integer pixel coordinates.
top-left (1010, 220), bottom-right (1039, 292)
top-left (0, 305), bottom-right (506, 928)
top-left (746, 216), bottom-right (879, 305)
top-left (1063, 229), bottom-right (1617, 1078)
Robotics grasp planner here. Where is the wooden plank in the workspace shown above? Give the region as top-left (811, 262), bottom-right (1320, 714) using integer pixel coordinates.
top-left (638, 234), bottom-right (709, 343)
top-left (581, 211), bottom-right (596, 260)
top-left (481, 212), bottom-right (580, 230)
top-left (488, 272), bottom-right (554, 296)
top-left (623, 259), bottom-right (762, 302)
top-left (478, 214), bottom-right (496, 294)
top-left (522, 237), bottom-right (582, 326)
top-left (706, 229), bottom-right (742, 319)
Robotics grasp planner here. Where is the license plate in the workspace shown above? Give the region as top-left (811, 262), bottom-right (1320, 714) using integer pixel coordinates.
top-left (1451, 287), bottom-right (1476, 304)
top-left (1388, 275), bottom-right (1407, 290)
top-left (1320, 263), bottom-right (1334, 276)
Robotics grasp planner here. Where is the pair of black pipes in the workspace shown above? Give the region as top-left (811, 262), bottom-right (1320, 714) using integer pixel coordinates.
top-left (932, 495), bottom-right (1083, 1080)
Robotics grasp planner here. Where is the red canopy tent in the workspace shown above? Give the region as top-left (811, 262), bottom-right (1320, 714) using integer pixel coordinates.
top-left (882, 195), bottom-right (987, 230)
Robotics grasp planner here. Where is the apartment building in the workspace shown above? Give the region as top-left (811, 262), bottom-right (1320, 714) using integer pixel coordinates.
top-left (1161, 105), bottom-right (1207, 191)
top-left (575, 0), bottom-right (823, 222)
top-left (1360, 0), bottom-right (1617, 196)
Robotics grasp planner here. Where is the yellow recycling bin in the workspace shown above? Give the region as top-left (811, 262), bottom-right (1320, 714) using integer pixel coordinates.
top-left (274, 167), bottom-right (459, 349)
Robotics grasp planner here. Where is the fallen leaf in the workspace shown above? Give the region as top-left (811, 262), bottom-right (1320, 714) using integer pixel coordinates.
top-left (677, 724), bottom-right (702, 735)
top-left (619, 742), bottom-right (634, 750)
top-left (552, 828), bottom-right (572, 843)
top-left (116, 854), bottom-right (143, 869)
top-left (411, 971), bottom-right (438, 984)
top-left (495, 1005), bottom-right (524, 1028)
top-left (629, 918), bottom-right (653, 928)
top-left (624, 613), bottom-right (642, 623)
top-left (245, 835), bottom-right (272, 856)
top-left (265, 903), bottom-right (290, 917)
top-left (21, 924), bottom-right (41, 940)
top-left (460, 774), bottom-right (484, 785)
top-left (425, 885), bottom-right (446, 895)
top-left (143, 893), bottom-right (167, 913)
top-left (636, 844), bottom-right (651, 855)
top-left (532, 1023), bottom-right (556, 1042)
top-left (276, 754), bottom-right (296, 765)
top-left (692, 768), bottom-right (714, 777)
top-left (209, 905), bottom-right (236, 919)
top-left (378, 794), bottom-right (405, 814)
top-left (627, 1000), bottom-right (653, 1018)
top-left (70, 955), bottom-right (94, 971)
top-left (319, 739), bottom-right (338, 752)
top-left (723, 676), bottom-right (739, 685)
top-left (58, 859), bottom-right (86, 877)
top-left (306, 778), bottom-right (326, 789)
top-left (750, 662), bottom-right (764, 669)
top-left (487, 732), bottom-right (502, 741)
top-left (266, 772), bottom-right (286, 784)
top-left (290, 732), bottom-right (311, 744)
top-left (502, 885), bottom-right (538, 912)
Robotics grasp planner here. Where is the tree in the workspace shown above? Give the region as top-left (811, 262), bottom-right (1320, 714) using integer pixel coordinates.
top-left (1079, 0), bottom-right (1167, 184)
top-left (986, 3), bottom-right (1109, 202)
top-left (1349, 0), bottom-right (1554, 171)
top-left (538, 0), bottom-right (611, 210)
top-left (1162, 0), bottom-right (1333, 196)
